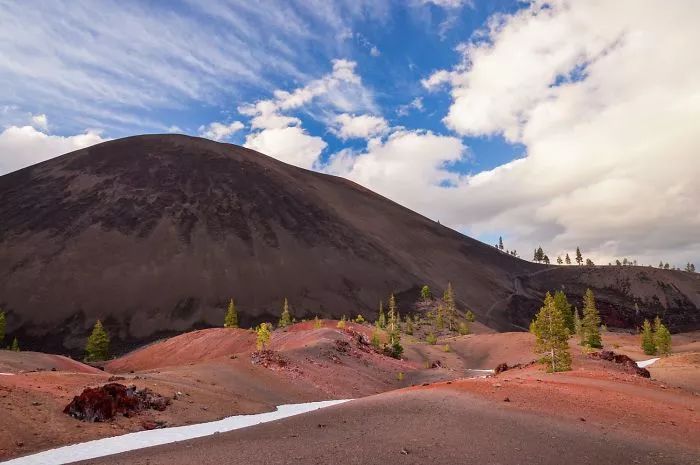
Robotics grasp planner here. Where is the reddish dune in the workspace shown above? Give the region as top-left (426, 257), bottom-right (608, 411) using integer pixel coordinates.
top-left (0, 351), bottom-right (102, 374)
top-left (106, 328), bottom-right (256, 372)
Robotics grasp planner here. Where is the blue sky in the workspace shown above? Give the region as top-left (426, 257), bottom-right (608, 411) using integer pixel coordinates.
top-left (1, 0), bottom-right (698, 268)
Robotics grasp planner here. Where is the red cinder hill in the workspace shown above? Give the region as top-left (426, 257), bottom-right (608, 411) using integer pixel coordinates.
top-left (0, 134), bottom-right (698, 353)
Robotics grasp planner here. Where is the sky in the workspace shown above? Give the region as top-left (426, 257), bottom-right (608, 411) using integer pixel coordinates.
top-left (1, 0), bottom-right (699, 268)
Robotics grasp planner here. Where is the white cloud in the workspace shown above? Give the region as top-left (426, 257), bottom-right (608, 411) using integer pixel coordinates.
top-left (0, 126), bottom-right (106, 175)
top-left (244, 126), bottom-right (327, 169)
top-left (198, 121), bottom-right (244, 141)
top-left (418, 0), bottom-right (472, 9)
top-left (331, 113), bottom-right (388, 140)
top-left (397, 97), bottom-right (424, 116)
top-left (30, 114), bottom-right (48, 131)
top-left (370, 46), bottom-right (381, 57)
top-left (408, 0), bottom-right (700, 265)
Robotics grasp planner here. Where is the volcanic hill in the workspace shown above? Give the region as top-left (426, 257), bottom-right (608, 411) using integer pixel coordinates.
top-left (0, 134), bottom-right (698, 353)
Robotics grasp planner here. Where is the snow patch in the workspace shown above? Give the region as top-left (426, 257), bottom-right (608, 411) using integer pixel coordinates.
top-left (0, 372), bottom-right (15, 376)
top-left (1, 399), bottom-right (351, 465)
top-left (636, 358), bottom-right (660, 368)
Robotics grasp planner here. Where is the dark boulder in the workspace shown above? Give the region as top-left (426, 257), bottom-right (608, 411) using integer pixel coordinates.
top-left (63, 383), bottom-right (170, 422)
top-left (590, 350), bottom-right (651, 378)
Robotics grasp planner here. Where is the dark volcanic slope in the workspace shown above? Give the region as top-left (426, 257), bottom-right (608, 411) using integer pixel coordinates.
top-left (0, 135), bottom-right (698, 353)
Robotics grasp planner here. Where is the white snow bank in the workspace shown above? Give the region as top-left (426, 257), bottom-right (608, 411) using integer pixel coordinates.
top-left (636, 358), bottom-right (660, 368)
top-left (1, 399), bottom-right (351, 465)
top-left (0, 372), bottom-right (15, 376)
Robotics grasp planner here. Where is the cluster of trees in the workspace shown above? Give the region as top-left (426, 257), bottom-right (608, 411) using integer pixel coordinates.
top-left (494, 236), bottom-right (519, 258)
top-left (641, 316), bottom-right (672, 355)
top-left (533, 246), bottom-right (590, 266)
top-left (529, 288), bottom-right (603, 372)
top-left (0, 310), bottom-right (20, 352)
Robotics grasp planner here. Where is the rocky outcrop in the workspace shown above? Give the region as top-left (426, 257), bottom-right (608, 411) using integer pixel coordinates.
top-left (63, 383), bottom-right (170, 422)
top-left (590, 350), bottom-right (651, 378)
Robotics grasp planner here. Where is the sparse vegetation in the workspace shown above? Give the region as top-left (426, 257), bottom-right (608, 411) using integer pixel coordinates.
top-left (580, 289), bottom-right (602, 348)
top-left (465, 310), bottom-right (475, 322)
top-left (337, 315), bottom-right (347, 329)
top-left (530, 292), bottom-right (571, 372)
top-left (420, 285), bottom-right (432, 301)
top-left (355, 314), bottom-right (365, 324)
top-left (256, 323), bottom-right (271, 350)
top-left (641, 319), bottom-right (656, 355)
top-left (85, 320), bottom-right (110, 362)
top-left (442, 344), bottom-right (450, 353)
top-left (443, 282), bottom-right (456, 331)
top-left (11, 337), bottom-right (19, 352)
top-left (224, 298), bottom-right (238, 328)
top-left (0, 310), bottom-right (5, 345)
top-left (278, 298), bottom-right (292, 328)
top-left (313, 315), bottom-right (322, 329)
top-left (404, 315), bottom-right (414, 335)
top-left (371, 327), bottom-right (382, 350)
top-left (377, 301), bottom-right (386, 329)
top-left (426, 332), bottom-right (437, 345)
top-left (458, 322), bottom-right (470, 335)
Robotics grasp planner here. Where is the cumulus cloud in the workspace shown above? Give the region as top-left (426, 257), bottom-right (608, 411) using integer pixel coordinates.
top-left (0, 125), bottom-right (106, 175)
top-left (198, 121), bottom-right (244, 141)
top-left (30, 114), bottom-right (48, 131)
top-left (244, 126), bottom-right (327, 169)
top-left (240, 59), bottom-right (377, 168)
top-left (414, 0), bottom-right (700, 265)
top-left (331, 113), bottom-right (388, 140)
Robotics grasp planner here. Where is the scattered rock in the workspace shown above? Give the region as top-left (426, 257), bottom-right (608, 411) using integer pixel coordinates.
top-left (503, 397), bottom-right (511, 402)
top-left (107, 376), bottom-right (125, 382)
top-left (63, 383), bottom-right (171, 422)
top-left (400, 448), bottom-right (410, 455)
top-left (31, 401), bottom-right (41, 406)
top-left (589, 351), bottom-right (651, 377)
top-left (141, 420), bottom-right (167, 430)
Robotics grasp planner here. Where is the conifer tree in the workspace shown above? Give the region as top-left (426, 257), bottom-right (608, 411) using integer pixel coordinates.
top-left (465, 310), bottom-right (475, 322)
top-left (313, 315), bottom-right (322, 329)
top-left (405, 315), bottom-right (414, 335)
top-left (11, 337), bottom-right (19, 352)
top-left (426, 332), bottom-right (437, 345)
top-left (553, 291), bottom-right (574, 333)
top-left (337, 315), bottom-right (347, 329)
top-left (0, 310), bottom-right (5, 345)
top-left (370, 327), bottom-right (382, 350)
top-left (565, 253), bottom-right (571, 265)
top-left (641, 319), bottom-right (656, 355)
top-left (557, 256), bottom-right (563, 265)
top-left (580, 289), bottom-right (602, 348)
top-left (436, 307), bottom-right (445, 330)
top-left (420, 285), bottom-right (432, 301)
top-left (85, 320), bottom-right (110, 362)
top-left (224, 299), bottom-right (239, 328)
top-left (658, 261), bottom-right (664, 268)
top-left (458, 322), bottom-right (470, 335)
top-left (573, 307), bottom-right (582, 337)
top-left (498, 236), bottom-right (504, 250)
top-left (277, 298), bottom-right (292, 328)
top-left (378, 301), bottom-right (386, 329)
top-left (664, 263), bottom-right (670, 270)
top-left (575, 247), bottom-right (583, 265)
top-left (256, 323), bottom-right (271, 350)
top-left (654, 319), bottom-right (672, 355)
top-left (530, 292), bottom-right (571, 372)
top-left (355, 314), bottom-right (365, 324)
top-left (385, 294), bottom-right (403, 357)
top-left (443, 282), bottom-right (456, 331)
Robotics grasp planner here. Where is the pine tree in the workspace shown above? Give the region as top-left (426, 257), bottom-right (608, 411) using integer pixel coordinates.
top-left (443, 282), bottom-right (456, 331)
top-left (85, 320), bottom-right (110, 362)
top-left (641, 319), bottom-right (656, 355)
top-left (426, 332), bottom-right (437, 345)
top-left (553, 291), bottom-right (574, 334)
top-left (224, 299), bottom-right (239, 328)
top-left (658, 261), bottom-right (664, 268)
top-left (458, 322), bottom-right (470, 335)
top-left (436, 306), bottom-right (445, 330)
top-left (585, 258), bottom-right (594, 266)
top-left (11, 337), bottom-right (19, 352)
top-left (256, 323), bottom-right (271, 350)
top-left (664, 263), bottom-right (670, 270)
top-left (405, 315), bottom-right (414, 335)
top-left (654, 318), bottom-right (672, 355)
top-left (337, 315), bottom-right (347, 329)
top-left (530, 292), bottom-right (571, 372)
top-left (580, 289), bottom-right (602, 348)
top-left (575, 247), bottom-right (583, 265)
top-left (0, 310), bottom-right (5, 345)
top-left (557, 256), bottom-right (563, 265)
top-left (385, 294), bottom-right (403, 358)
top-left (573, 307), bottom-right (582, 338)
top-left (278, 298), bottom-right (292, 328)
top-left (565, 253), bottom-right (571, 265)
top-left (420, 285), bottom-right (432, 301)
top-left (370, 328), bottom-right (382, 350)
top-left (465, 310), bottom-right (475, 322)
top-left (313, 315), bottom-right (322, 329)
top-left (355, 314), bottom-right (365, 324)
top-left (378, 301), bottom-right (386, 329)
top-left (498, 236), bottom-right (504, 250)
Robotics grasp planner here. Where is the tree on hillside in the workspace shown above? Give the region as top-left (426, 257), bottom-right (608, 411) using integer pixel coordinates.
top-left (685, 263), bottom-right (696, 273)
top-left (664, 263), bottom-right (670, 270)
top-left (533, 246), bottom-right (545, 263)
top-left (573, 307), bottom-right (582, 338)
top-left (313, 315), bottom-right (322, 329)
top-left (575, 247), bottom-right (583, 265)
top-left (278, 298), bottom-right (292, 328)
top-left (580, 289), bottom-right (602, 348)
top-left (0, 310), bottom-right (5, 345)
top-left (543, 255), bottom-right (550, 264)
top-left (641, 319), bottom-right (656, 355)
top-left (386, 294), bottom-right (403, 358)
top-left (658, 261), bottom-right (664, 268)
top-left (11, 337), bottom-right (19, 352)
top-left (404, 315), bottom-right (414, 335)
top-left (654, 317), bottom-right (672, 355)
top-left (557, 256), bottom-right (563, 265)
top-left (465, 310), bottom-right (475, 322)
top-left (530, 292), bottom-right (571, 372)
top-left (256, 323), bottom-right (271, 350)
top-left (498, 236), bottom-right (504, 250)
top-left (585, 258), bottom-right (595, 266)
top-left (553, 291), bottom-right (574, 334)
top-left (420, 285), bottom-right (432, 301)
top-left (337, 315), bottom-right (347, 329)
top-left (85, 320), bottom-right (110, 362)
top-left (224, 298), bottom-right (239, 328)
top-left (443, 282), bottom-right (456, 331)
top-left (565, 253), bottom-right (571, 265)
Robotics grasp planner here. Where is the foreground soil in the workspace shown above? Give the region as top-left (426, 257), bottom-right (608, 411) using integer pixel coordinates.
top-left (2, 325), bottom-right (699, 462)
top-left (82, 381), bottom-right (699, 465)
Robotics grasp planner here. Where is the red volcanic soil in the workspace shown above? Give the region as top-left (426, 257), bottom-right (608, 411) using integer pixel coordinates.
top-left (105, 328), bottom-right (257, 372)
top-left (84, 370), bottom-right (700, 465)
top-left (0, 351), bottom-right (102, 374)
